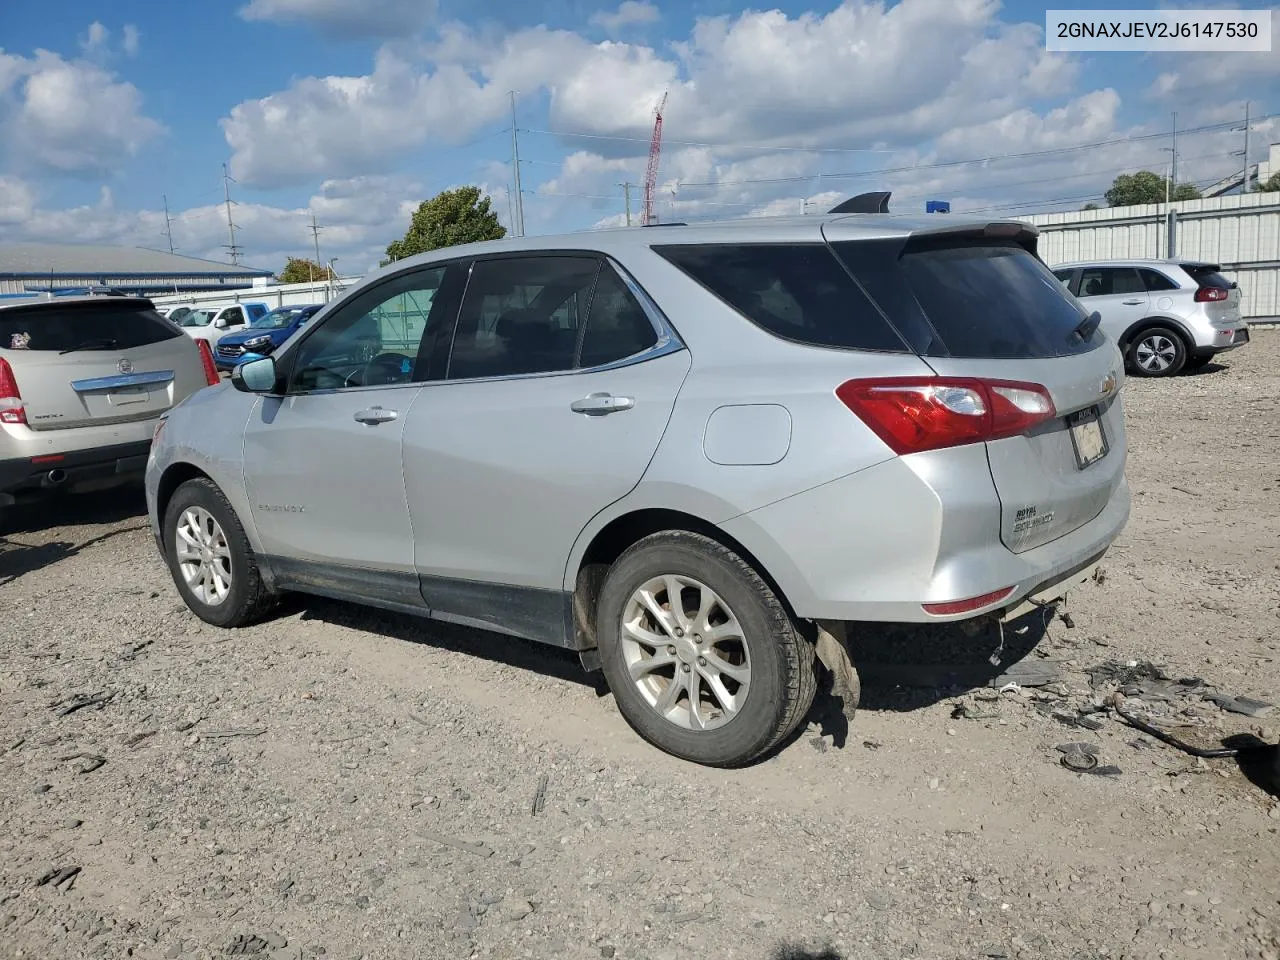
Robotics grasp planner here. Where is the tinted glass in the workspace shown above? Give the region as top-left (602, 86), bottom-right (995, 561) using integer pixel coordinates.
top-left (1078, 267), bottom-right (1142, 297)
top-left (1180, 264), bottom-right (1234, 290)
top-left (222, 307), bottom-right (245, 325)
top-left (289, 266), bottom-right (447, 392)
top-left (833, 239), bottom-right (1099, 359)
top-left (449, 256), bottom-right (601, 379)
top-left (0, 302), bottom-right (181, 352)
top-left (578, 265), bottom-right (658, 367)
top-left (1140, 269), bottom-right (1178, 292)
top-left (653, 244), bottom-right (906, 352)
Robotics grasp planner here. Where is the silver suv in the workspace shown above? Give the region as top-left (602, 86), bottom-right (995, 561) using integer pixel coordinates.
top-left (146, 212), bottom-right (1130, 766)
top-left (1, 296), bottom-right (218, 508)
top-left (1052, 259), bottom-right (1249, 377)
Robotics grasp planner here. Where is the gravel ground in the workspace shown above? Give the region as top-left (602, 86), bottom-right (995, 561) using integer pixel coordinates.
top-left (2, 334), bottom-right (1278, 960)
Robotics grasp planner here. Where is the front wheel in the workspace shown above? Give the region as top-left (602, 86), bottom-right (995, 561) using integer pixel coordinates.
top-left (595, 531), bottom-right (817, 767)
top-left (162, 478), bottom-right (275, 628)
top-left (1127, 327), bottom-right (1186, 377)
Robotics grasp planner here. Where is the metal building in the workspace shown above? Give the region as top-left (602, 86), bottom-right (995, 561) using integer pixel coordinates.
top-left (1019, 178), bottom-right (1280, 323)
top-left (0, 243), bottom-right (273, 298)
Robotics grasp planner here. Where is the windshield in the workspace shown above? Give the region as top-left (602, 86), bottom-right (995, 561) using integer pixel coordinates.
top-left (251, 308), bottom-right (305, 330)
top-left (178, 309), bottom-right (215, 328)
top-left (167, 306), bottom-right (195, 323)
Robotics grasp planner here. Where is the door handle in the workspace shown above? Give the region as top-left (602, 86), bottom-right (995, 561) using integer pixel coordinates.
top-left (353, 406), bottom-right (398, 425)
top-left (1121, 298), bottom-right (1145, 305)
top-left (570, 393), bottom-right (635, 416)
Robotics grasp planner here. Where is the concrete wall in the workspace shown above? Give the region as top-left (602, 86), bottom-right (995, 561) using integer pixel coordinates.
top-left (1019, 191), bottom-right (1280, 322)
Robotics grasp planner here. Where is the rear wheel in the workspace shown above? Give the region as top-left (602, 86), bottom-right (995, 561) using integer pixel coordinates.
top-left (162, 478), bottom-right (275, 627)
top-left (596, 531), bottom-right (817, 767)
top-left (1127, 326), bottom-right (1186, 377)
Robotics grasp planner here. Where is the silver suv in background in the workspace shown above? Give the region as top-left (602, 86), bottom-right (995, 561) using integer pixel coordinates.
top-left (1052, 259), bottom-right (1249, 377)
top-left (147, 212), bottom-right (1130, 767)
top-left (1, 296), bottom-right (219, 508)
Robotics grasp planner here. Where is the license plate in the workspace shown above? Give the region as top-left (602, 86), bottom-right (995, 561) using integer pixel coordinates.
top-left (108, 387), bottom-right (149, 406)
top-left (1068, 407), bottom-right (1108, 469)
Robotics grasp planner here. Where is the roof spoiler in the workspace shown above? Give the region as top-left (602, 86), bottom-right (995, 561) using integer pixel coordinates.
top-left (829, 191), bottom-right (891, 214)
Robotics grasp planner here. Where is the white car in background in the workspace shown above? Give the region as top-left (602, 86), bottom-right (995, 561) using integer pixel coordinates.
top-left (172, 302), bottom-right (269, 344)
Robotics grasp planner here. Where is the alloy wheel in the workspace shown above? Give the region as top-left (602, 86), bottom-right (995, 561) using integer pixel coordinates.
top-left (619, 574), bottom-right (751, 731)
top-left (1135, 334), bottom-right (1178, 373)
top-left (174, 506), bottom-right (232, 606)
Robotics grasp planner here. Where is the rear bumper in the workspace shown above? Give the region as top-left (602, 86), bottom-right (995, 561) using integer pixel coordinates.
top-left (720, 454), bottom-right (1130, 624)
top-left (1192, 326), bottom-right (1250, 359)
top-left (0, 439), bottom-right (152, 503)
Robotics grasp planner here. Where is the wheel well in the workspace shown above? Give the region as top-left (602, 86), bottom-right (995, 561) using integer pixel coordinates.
top-left (1119, 317), bottom-right (1193, 352)
top-left (155, 462), bottom-right (211, 528)
top-left (572, 508), bottom-right (797, 651)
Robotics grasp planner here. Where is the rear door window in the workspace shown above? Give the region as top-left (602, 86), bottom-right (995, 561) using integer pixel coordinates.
top-left (652, 244), bottom-right (907, 352)
top-left (1077, 267), bottom-right (1143, 297)
top-left (578, 264), bottom-right (659, 368)
top-left (832, 238), bottom-right (1100, 360)
top-left (0, 302), bottom-right (182, 352)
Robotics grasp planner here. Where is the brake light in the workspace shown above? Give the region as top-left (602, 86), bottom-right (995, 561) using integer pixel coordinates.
top-left (835, 377), bottom-right (1056, 455)
top-left (922, 586), bottom-right (1017, 617)
top-left (195, 340), bottom-right (220, 386)
top-left (0, 357), bottom-right (25, 425)
top-left (1195, 286), bottom-right (1228, 302)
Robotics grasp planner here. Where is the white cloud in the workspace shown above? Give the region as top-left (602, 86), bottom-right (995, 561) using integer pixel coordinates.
top-left (122, 25), bottom-right (141, 58)
top-left (590, 1), bottom-right (660, 35)
top-left (239, 0), bottom-right (439, 38)
top-left (79, 22), bottom-right (109, 57)
top-left (0, 175), bottom-right (35, 223)
top-left (1145, 4), bottom-right (1279, 103)
top-left (0, 50), bottom-right (162, 175)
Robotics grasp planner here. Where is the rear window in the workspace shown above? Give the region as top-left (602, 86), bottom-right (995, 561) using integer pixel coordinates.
top-left (0, 302), bottom-right (181, 352)
top-left (652, 244), bottom-right (907, 352)
top-left (1180, 264), bottom-right (1235, 290)
top-left (832, 238), bottom-right (1102, 359)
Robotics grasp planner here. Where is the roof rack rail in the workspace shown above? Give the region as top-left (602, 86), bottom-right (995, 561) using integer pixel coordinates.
top-left (829, 191), bottom-right (891, 214)
top-left (641, 221), bottom-right (687, 227)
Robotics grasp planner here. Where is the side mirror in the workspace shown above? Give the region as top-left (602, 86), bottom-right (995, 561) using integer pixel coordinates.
top-left (231, 356), bottom-right (279, 394)
top-left (214, 317), bottom-right (228, 329)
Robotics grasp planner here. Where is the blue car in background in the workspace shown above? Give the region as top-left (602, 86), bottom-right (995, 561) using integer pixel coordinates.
top-left (214, 304), bottom-right (324, 371)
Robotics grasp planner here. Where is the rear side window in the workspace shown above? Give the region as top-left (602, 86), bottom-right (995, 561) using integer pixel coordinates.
top-left (578, 265), bottom-right (659, 367)
top-left (1140, 269), bottom-right (1178, 291)
top-left (653, 244), bottom-right (906, 352)
top-left (1077, 267), bottom-right (1143, 297)
top-left (833, 239), bottom-right (1099, 360)
top-left (0, 302), bottom-right (181, 352)
top-left (1180, 264), bottom-right (1235, 290)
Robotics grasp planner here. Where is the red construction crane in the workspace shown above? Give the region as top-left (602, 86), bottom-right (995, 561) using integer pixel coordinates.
top-left (642, 91), bottom-right (668, 226)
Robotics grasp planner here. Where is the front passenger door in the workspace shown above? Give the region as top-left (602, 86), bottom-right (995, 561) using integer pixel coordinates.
top-left (1075, 267), bottom-right (1149, 343)
top-left (242, 264), bottom-right (462, 604)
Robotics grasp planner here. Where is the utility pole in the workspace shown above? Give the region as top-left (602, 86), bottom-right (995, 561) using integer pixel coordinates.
top-left (161, 194), bottom-right (175, 254)
top-left (1242, 101), bottom-right (1252, 194)
top-left (221, 163), bottom-right (241, 266)
top-left (509, 91), bottom-right (525, 238)
top-left (618, 182), bottom-right (635, 226)
top-left (1170, 112), bottom-right (1178, 191)
top-left (309, 214), bottom-right (323, 282)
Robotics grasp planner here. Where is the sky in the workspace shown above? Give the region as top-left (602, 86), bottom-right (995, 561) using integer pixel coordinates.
top-left (0, 0), bottom-right (1277, 275)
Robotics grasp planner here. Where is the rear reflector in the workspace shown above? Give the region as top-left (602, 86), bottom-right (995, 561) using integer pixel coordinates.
top-left (195, 340), bottom-right (220, 386)
top-left (1194, 286), bottom-right (1229, 302)
top-left (31, 454), bottom-right (65, 465)
top-left (922, 586), bottom-right (1016, 617)
top-left (0, 357), bottom-right (25, 425)
top-left (836, 377), bottom-right (1056, 455)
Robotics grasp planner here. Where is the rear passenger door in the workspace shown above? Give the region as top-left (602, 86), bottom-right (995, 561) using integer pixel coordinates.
top-left (402, 253), bottom-right (690, 644)
top-left (1075, 267), bottom-right (1149, 343)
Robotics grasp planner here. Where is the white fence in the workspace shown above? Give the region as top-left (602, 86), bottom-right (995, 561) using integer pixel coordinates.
top-left (1019, 191), bottom-right (1280, 322)
top-left (148, 277), bottom-right (358, 311)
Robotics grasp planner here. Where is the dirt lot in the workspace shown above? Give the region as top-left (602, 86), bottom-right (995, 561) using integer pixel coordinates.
top-left (2, 335), bottom-right (1278, 960)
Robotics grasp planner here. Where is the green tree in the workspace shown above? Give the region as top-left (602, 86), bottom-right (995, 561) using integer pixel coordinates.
top-left (278, 257), bottom-right (334, 284)
top-left (385, 186), bottom-right (506, 262)
top-left (1105, 171), bottom-right (1201, 207)
top-left (1080, 202), bottom-right (1099, 211)
top-left (1252, 171), bottom-right (1280, 192)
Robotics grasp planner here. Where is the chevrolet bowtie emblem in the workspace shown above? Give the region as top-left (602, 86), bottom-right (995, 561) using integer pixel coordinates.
top-left (1100, 373), bottom-right (1117, 397)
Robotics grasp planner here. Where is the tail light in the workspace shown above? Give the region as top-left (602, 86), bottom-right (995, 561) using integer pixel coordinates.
top-left (836, 377), bottom-right (1056, 455)
top-left (195, 340), bottom-right (220, 386)
top-left (1194, 286), bottom-right (1229, 302)
top-left (0, 357), bottom-right (26, 425)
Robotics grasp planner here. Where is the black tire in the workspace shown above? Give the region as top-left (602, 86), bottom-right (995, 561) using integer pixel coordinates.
top-left (1183, 353), bottom-right (1214, 371)
top-left (1126, 326), bottom-right (1187, 377)
top-left (162, 477), bottom-right (275, 628)
top-left (595, 531), bottom-right (817, 767)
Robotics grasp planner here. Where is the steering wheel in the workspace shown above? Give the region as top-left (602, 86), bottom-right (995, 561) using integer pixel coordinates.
top-left (361, 352), bottom-right (414, 386)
